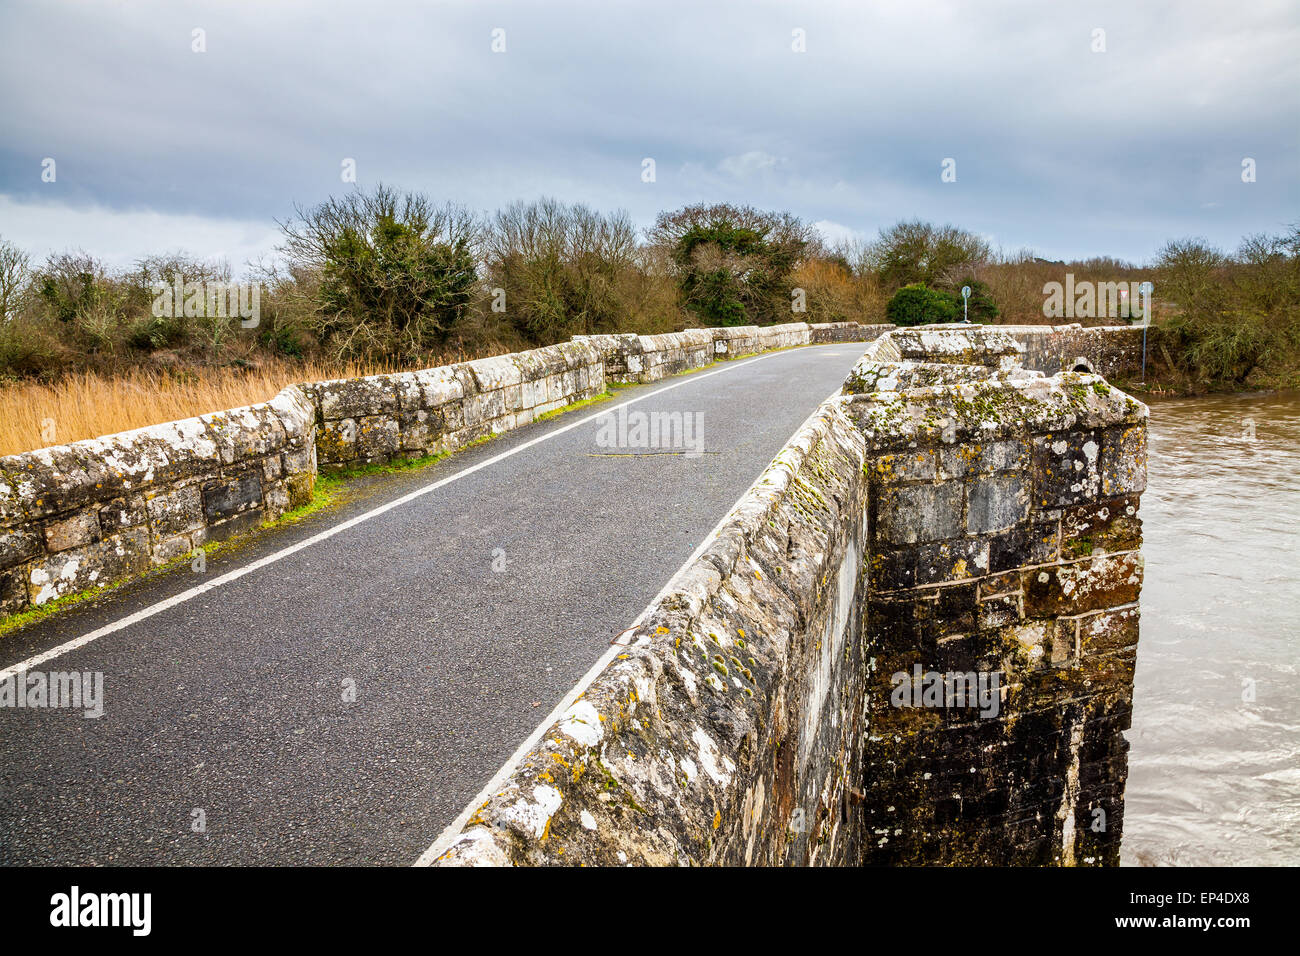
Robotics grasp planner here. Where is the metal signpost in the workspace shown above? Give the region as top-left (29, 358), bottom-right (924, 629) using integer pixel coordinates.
top-left (1138, 281), bottom-right (1154, 385)
top-left (961, 285), bottom-right (971, 323)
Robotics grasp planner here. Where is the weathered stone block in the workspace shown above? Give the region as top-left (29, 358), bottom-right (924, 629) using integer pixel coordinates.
top-left (1031, 430), bottom-right (1103, 510)
top-left (26, 529), bottom-right (150, 605)
top-left (1, 568), bottom-right (27, 615)
top-left (0, 467), bottom-right (25, 524)
top-left (6, 445), bottom-right (99, 519)
top-left (204, 404), bottom-right (285, 466)
top-left (285, 471), bottom-right (315, 508)
top-left (876, 483), bottom-right (963, 545)
top-left (1100, 425), bottom-right (1147, 497)
top-left (1074, 604), bottom-right (1140, 657)
top-left (316, 418), bottom-right (357, 464)
top-left (146, 485), bottom-right (205, 538)
top-left (357, 415), bottom-right (401, 460)
top-left (912, 582), bottom-right (979, 635)
top-left (869, 547), bottom-right (916, 591)
top-left (512, 344), bottom-right (570, 381)
top-left (940, 439), bottom-right (1028, 479)
top-left (967, 474), bottom-right (1029, 534)
top-left (316, 375), bottom-right (398, 420)
top-left (437, 399), bottom-right (464, 432)
top-left (97, 494), bottom-right (148, 535)
top-left (266, 384), bottom-right (315, 443)
top-left (980, 570), bottom-right (1021, 598)
top-left (915, 537), bottom-right (990, 585)
top-left (934, 632), bottom-right (1002, 673)
top-left (988, 521), bottom-right (1059, 572)
top-left (1022, 552), bottom-right (1142, 617)
top-left (886, 326), bottom-right (1025, 367)
top-left (281, 444), bottom-right (315, 476)
top-left (397, 405), bottom-right (446, 455)
top-left (466, 355), bottom-right (523, 392)
top-left (1075, 647), bottom-right (1137, 690)
top-left (477, 389), bottom-right (508, 425)
top-left (446, 422), bottom-right (494, 451)
top-left (0, 527), bottom-right (42, 571)
top-left (80, 418), bottom-right (220, 498)
top-left (150, 532), bottom-right (195, 565)
top-left (43, 509), bottom-right (100, 553)
top-left (395, 366), bottom-right (465, 410)
top-left (1062, 495), bottom-right (1141, 556)
top-left (868, 449), bottom-right (937, 483)
top-left (204, 508), bottom-right (265, 544)
top-left (977, 592), bottom-right (1022, 631)
top-left (264, 481), bottom-right (291, 519)
top-left (202, 472), bottom-right (263, 522)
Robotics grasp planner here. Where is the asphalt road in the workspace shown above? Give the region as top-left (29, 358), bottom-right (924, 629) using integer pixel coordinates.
top-left (0, 344), bottom-right (866, 865)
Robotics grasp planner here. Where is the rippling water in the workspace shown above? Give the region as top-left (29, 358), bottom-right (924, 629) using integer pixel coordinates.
top-left (1122, 390), bottom-right (1300, 866)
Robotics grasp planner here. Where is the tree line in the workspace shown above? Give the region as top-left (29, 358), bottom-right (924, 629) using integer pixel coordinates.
top-left (1, 185), bottom-right (1296, 391)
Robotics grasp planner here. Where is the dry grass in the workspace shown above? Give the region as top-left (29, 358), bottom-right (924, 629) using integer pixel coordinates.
top-left (791, 260), bottom-right (887, 324)
top-left (0, 359), bottom-right (409, 457)
top-left (977, 258), bottom-right (1151, 325)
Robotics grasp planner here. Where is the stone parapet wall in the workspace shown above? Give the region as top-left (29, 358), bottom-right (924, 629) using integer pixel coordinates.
top-left (300, 340), bottom-right (605, 470)
top-left (810, 322), bottom-right (894, 344)
top-left (574, 324), bottom-right (818, 384)
top-left (435, 398), bottom-right (871, 866)
top-left (572, 322), bottom-right (890, 385)
top-left (706, 321), bottom-right (810, 360)
top-left (867, 324), bottom-right (1026, 369)
top-left (624, 329), bottom-right (717, 382)
top-left (0, 386), bottom-right (316, 618)
top-left (998, 324), bottom-right (1145, 379)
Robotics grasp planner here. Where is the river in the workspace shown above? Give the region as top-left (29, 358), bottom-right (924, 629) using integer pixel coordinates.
top-left (1122, 390), bottom-right (1300, 866)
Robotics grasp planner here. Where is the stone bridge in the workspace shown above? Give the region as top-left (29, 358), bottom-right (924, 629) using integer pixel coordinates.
top-left (0, 321), bottom-right (1146, 866)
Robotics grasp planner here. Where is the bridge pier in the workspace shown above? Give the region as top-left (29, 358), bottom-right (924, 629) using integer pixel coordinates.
top-left (848, 329), bottom-right (1145, 865)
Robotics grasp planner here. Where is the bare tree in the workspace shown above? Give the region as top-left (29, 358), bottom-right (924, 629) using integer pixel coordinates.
top-left (0, 236), bottom-right (30, 322)
top-left (484, 198), bottom-right (641, 340)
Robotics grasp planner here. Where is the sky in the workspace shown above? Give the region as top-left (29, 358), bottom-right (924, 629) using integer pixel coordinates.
top-left (1, 0), bottom-right (1297, 276)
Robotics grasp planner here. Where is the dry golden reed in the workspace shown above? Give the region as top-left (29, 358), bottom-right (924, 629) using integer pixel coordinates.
top-left (0, 360), bottom-right (405, 457)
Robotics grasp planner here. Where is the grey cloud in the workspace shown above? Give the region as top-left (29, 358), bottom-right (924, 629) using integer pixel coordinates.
top-left (0, 0), bottom-right (1295, 268)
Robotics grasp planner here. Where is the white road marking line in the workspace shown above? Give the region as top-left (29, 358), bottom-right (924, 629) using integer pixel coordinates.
top-left (0, 347), bottom-right (842, 682)
top-left (412, 381), bottom-right (847, 866)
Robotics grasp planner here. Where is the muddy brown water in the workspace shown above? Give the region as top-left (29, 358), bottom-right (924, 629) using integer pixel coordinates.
top-left (1122, 390), bottom-right (1300, 866)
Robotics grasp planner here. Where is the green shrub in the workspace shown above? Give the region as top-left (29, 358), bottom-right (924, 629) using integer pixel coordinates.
top-left (258, 322), bottom-right (306, 358)
top-left (650, 203), bottom-right (812, 327)
top-left (0, 316), bottom-right (65, 379)
top-left (279, 185), bottom-right (481, 362)
top-left (140, 314), bottom-right (189, 351)
top-left (886, 283), bottom-right (957, 326)
top-left (948, 277), bottom-right (999, 323)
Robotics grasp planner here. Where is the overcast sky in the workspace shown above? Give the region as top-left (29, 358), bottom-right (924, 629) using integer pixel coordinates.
top-left (1, 0), bottom-right (1297, 276)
